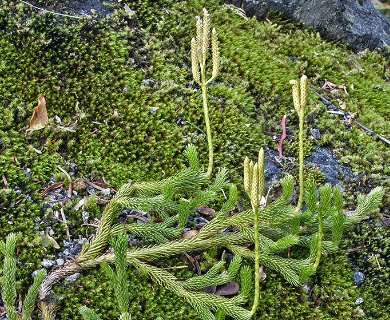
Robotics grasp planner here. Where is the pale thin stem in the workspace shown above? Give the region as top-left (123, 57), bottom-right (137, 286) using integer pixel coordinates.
top-left (250, 206), bottom-right (260, 317)
top-left (201, 66), bottom-right (213, 178)
top-left (295, 111), bottom-right (304, 212)
top-left (313, 210), bottom-right (323, 269)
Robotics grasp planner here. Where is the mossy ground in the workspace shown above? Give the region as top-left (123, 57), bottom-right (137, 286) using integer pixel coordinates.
top-left (0, 0), bottom-right (389, 319)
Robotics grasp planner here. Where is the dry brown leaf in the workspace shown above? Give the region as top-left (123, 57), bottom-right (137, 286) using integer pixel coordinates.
top-left (181, 229), bottom-right (198, 239)
top-left (27, 95), bottom-right (48, 132)
top-left (336, 99), bottom-right (348, 110)
top-left (215, 281), bottom-right (239, 296)
top-left (45, 233), bottom-right (61, 249)
top-left (195, 204), bottom-right (216, 216)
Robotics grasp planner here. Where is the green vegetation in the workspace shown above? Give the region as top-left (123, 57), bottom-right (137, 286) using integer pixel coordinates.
top-left (0, 233), bottom-right (45, 320)
top-left (0, 0), bottom-right (388, 319)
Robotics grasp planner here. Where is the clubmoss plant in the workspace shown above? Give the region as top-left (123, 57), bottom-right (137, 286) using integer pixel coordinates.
top-left (0, 1), bottom-right (389, 318)
top-left (243, 148), bottom-right (265, 316)
top-left (0, 233), bottom-right (45, 320)
top-left (191, 8), bottom-right (220, 178)
top-left (79, 232), bottom-right (132, 320)
top-left (37, 144), bottom-right (329, 320)
top-left (289, 75), bottom-right (307, 212)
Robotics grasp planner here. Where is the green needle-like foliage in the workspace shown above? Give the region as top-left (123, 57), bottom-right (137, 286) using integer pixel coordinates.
top-left (21, 269), bottom-right (46, 320)
top-left (0, 233), bottom-right (45, 320)
top-left (79, 306), bottom-right (102, 320)
top-left (184, 256), bottom-right (241, 290)
top-left (102, 232), bottom-right (131, 316)
top-left (80, 232), bottom-right (132, 320)
top-left (0, 233), bottom-right (18, 320)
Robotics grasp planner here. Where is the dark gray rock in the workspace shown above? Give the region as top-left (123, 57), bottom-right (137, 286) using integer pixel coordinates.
top-left (225, 0), bottom-right (390, 51)
top-left (310, 128), bottom-right (321, 140)
top-left (264, 149), bottom-right (282, 186)
top-left (66, 0), bottom-right (116, 17)
top-left (305, 147), bottom-right (355, 186)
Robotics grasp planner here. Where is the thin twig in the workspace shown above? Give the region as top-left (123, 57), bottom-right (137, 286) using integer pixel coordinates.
top-left (19, 0), bottom-right (90, 19)
top-left (312, 89), bottom-right (390, 145)
top-left (57, 165), bottom-right (72, 182)
top-left (60, 206), bottom-right (70, 241)
top-left (2, 174), bottom-right (8, 186)
top-left (126, 214), bottom-right (150, 223)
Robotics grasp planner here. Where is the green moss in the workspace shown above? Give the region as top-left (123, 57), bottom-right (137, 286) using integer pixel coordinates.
top-left (53, 265), bottom-right (198, 320)
top-left (303, 164), bottom-right (326, 186)
top-left (1, 0), bottom-right (389, 318)
top-left (252, 253), bottom-right (357, 319)
top-left (343, 220), bottom-right (390, 319)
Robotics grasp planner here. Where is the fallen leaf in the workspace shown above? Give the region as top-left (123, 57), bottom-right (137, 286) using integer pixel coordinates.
top-left (74, 197), bottom-right (87, 211)
top-left (195, 204), bottom-right (215, 216)
top-left (336, 99), bottom-right (347, 110)
top-left (181, 229), bottom-right (199, 239)
top-left (124, 4), bottom-right (136, 18)
top-left (259, 265), bottom-right (267, 282)
top-left (2, 174), bottom-right (7, 186)
top-left (215, 281), bottom-right (239, 296)
top-left (45, 233), bottom-right (61, 249)
top-left (277, 115), bottom-right (287, 159)
top-left (41, 182), bottom-right (64, 196)
top-left (39, 233), bottom-right (60, 249)
top-left (27, 95), bottom-right (49, 132)
top-left (204, 284), bottom-right (217, 294)
top-left (10, 155), bottom-right (18, 163)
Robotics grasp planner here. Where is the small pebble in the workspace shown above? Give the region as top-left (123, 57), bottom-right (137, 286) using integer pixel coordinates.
top-left (54, 115), bottom-right (62, 124)
top-left (41, 259), bottom-right (56, 268)
top-left (70, 243), bottom-right (83, 256)
top-left (353, 271), bottom-right (365, 285)
top-left (32, 269), bottom-right (47, 277)
top-left (82, 211), bottom-right (90, 223)
top-left (142, 79), bottom-right (155, 86)
top-left (355, 297), bottom-right (364, 305)
top-left (65, 273), bottom-right (80, 282)
top-left (56, 258), bottom-right (65, 266)
top-left (302, 282), bottom-right (312, 293)
top-left (310, 128), bottom-right (321, 140)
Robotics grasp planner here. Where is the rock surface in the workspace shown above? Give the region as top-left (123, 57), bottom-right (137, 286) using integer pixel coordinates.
top-left (305, 147), bottom-right (356, 186)
top-left (225, 0), bottom-right (390, 51)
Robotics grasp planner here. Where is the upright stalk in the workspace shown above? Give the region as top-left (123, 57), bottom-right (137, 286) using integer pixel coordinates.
top-left (313, 209), bottom-right (323, 269)
top-left (289, 75), bottom-right (307, 212)
top-left (250, 205), bottom-right (260, 317)
top-left (297, 110), bottom-right (305, 211)
top-left (201, 67), bottom-right (214, 178)
top-left (191, 8), bottom-right (220, 178)
top-left (244, 148), bottom-right (265, 317)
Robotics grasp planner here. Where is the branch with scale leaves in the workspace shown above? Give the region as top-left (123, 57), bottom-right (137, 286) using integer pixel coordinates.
top-left (0, 233), bottom-right (45, 320)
